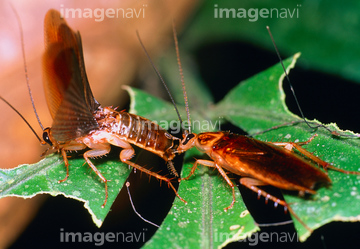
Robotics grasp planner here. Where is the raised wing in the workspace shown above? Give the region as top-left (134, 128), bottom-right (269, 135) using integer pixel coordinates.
top-left (42, 9), bottom-right (100, 142)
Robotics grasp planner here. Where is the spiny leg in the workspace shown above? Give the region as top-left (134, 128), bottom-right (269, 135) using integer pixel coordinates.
top-left (181, 159), bottom-right (236, 211)
top-left (59, 148), bottom-right (70, 183)
top-left (58, 143), bottom-right (87, 183)
top-left (271, 133), bottom-right (318, 151)
top-left (273, 134), bottom-right (360, 175)
top-left (58, 143), bottom-right (110, 207)
top-left (240, 177), bottom-right (312, 232)
top-left (83, 145), bottom-right (111, 208)
top-left (107, 135), bottom-right (187, 204)
top-left (167, 160), bottom-right (179, 178)
top-left (124, 159), bottom-right (186, 204)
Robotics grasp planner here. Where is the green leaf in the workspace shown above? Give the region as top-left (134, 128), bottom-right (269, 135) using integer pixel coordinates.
top-left (143, 164), bottom-right (257, 249)
top-left (0, 153), bottom-right (131, 227)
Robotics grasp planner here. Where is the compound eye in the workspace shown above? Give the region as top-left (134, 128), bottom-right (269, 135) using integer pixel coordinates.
top-left (183, 133), bottom-right (195, 145)
top-left (42, 128), bottom-right (53, 146)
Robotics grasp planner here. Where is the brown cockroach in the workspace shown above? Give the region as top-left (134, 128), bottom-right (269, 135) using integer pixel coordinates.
top-left (1, 9), bottom-right (194, 208)
top-left (166, 26), bottom-right (360, 232)
top-left (180, 132), bottom-right (352, 231)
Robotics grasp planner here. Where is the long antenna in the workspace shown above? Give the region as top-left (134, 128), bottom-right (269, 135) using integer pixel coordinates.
top-left (136, 31), bottom-right (183, 126)
top-left (0, 96), bottom-right (42, 143)
top-left (172, 21), bottom-right (191, 134)
top-left (266, 26), bottom-right (341, 135)
top-left (10, 4), bottom-right (44, 130)
top-left (126, 182), bottom-right (159, 227)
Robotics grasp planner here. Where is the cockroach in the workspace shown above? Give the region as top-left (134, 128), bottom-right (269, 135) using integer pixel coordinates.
top-left (181, 132), bottom-right (359, 231)
top-left (1, 9), bottom-right (194, 208)
top-left (166, 25), bottom-right (360, 232)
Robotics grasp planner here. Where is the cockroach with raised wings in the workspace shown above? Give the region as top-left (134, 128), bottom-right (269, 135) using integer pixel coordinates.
top-left (1, 9), bottom-right (194, 208)
top-left (41, 9), bottom-right (199, 207)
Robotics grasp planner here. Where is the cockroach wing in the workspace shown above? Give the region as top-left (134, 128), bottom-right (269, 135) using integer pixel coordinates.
top-left (218, 133), bottom-right (331, 193)
top-left (42, 9), bottom-right (100, 142)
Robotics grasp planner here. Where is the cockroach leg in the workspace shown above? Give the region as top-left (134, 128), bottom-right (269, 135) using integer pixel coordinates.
top-left (59, 148), bottom-right (70, 183)
top-left (125, 159), bottom-right (186, 204)
top-left (58, 143), bottom-right (87, 183)
top-left (58, 141), bottom-right (111, 207)
top-left (83, 144), bottom-right (111, 208)
top-left (240, 177), bottom-right (313, 232)
top-left (294, 142), bottom-right (360, 175)
top-left (181, 159), bottom-right (236, 211)
top-left (103, 133), bottom-right (187, 204)
top-left (273, 134), bottom-right (360, 175)
top-left (83, 158), bottom-right (109, 208)
top-left (271, 134), bottom-right (317, 152)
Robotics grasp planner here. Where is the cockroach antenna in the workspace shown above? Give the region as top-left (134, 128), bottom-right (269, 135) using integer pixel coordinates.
top-left (136, 31), bottom-right (184, 177)
top-left (0, 5), bottom-right (44, 143)
top-left (265, 26), bottom-right (351, 137)
top-left (0, 96), bottom-right (42, 143)
top-left (266, 26), bottom-right (321, 130)
top-left (126, 182), bottom-right (160, 228)
top-left (10, 5), bottom-right (44, 132)
top-left (255, 219), bottom-right (294, 228)
top-left (172, 21), bottom-right (192, 135)
top-left (135, 31), bottom-right (184, 128)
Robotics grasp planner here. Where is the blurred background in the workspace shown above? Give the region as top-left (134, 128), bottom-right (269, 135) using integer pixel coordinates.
top-left (1, 0), bottom-right (359, 248)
